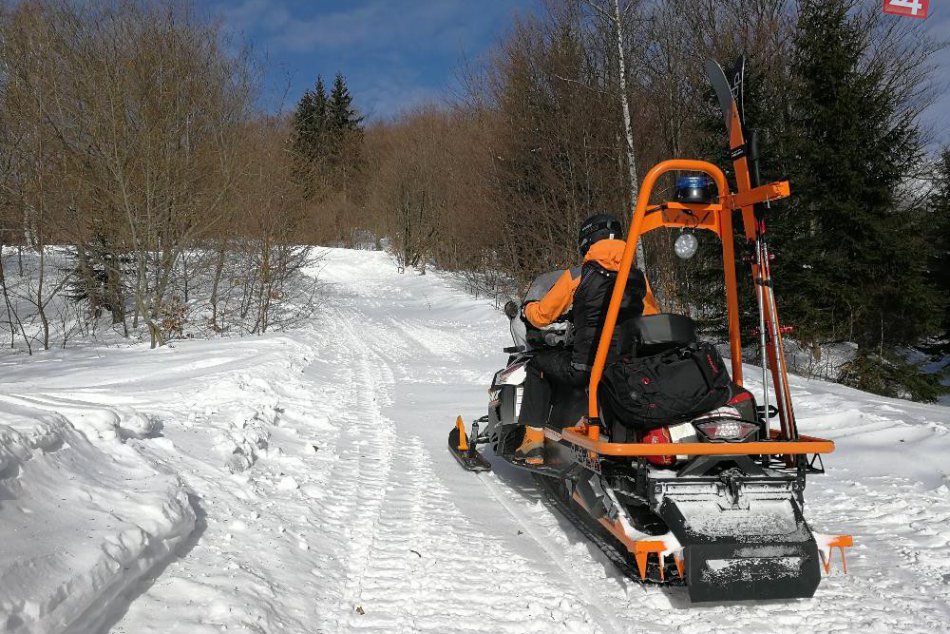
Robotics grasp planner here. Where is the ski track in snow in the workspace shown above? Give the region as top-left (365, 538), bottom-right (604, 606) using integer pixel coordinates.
top-left (0, 247), bottom-right (948, 634)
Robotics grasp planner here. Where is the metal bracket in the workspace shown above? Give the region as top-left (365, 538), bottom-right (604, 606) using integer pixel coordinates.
top-left (819, 535), bottom-right (854, 574)
top-left (807, 452), bottom-right (826, 474)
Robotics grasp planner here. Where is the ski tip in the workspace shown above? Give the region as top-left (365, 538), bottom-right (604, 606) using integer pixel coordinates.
top-left (704, 58), bottom-right (724, 77)
top-left (448, 425), bottom-right (491, 472)
top-left (705, 58), bottom-right (733, 132)
top-left (454, 416), bottom-right (469, 451)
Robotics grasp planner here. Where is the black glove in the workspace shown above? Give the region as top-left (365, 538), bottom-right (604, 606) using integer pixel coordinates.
top-left (519, 301), bottom-right (535, 325)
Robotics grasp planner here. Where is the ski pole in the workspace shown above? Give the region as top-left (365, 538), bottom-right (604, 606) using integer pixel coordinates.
top-left (754, 238), bottom-right (771, 432)
top-left (761, 236), bottom-right (797, 439)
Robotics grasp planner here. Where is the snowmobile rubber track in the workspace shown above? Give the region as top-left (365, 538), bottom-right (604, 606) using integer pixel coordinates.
top-left (532, 474), bottom-right (682, 586)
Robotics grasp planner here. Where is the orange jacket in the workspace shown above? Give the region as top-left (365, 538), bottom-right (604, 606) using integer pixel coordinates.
top-left (523, 239), bottom-right (659, 328)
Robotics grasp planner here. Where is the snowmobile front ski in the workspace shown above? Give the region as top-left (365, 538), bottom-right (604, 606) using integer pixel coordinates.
top-left (448, 416), bottom-right (491, 472)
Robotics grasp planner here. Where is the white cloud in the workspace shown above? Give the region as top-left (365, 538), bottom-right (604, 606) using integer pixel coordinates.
top-left (217, 0), bottom-right (496, 55)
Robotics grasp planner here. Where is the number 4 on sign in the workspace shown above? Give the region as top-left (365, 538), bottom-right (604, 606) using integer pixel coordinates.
top-left (883, 0), bottom-right (929, 19)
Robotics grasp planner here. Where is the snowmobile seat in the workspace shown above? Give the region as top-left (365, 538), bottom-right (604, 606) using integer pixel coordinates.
top-left (620, 313), bottom-right (697, 357)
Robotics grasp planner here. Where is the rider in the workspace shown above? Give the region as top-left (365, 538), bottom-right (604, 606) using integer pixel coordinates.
top-left (514, 213), bottom-right (658, 465)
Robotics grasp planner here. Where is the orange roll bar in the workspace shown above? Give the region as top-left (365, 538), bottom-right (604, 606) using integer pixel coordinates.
top-left (587, 160), bottom-right (733, 427)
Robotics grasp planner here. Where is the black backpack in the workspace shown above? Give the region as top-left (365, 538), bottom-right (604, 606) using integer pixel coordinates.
top-left (599, 342), bottom-right (731, 432)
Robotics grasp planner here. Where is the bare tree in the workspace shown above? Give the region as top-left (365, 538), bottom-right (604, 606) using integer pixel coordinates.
top-left (0, 0), bottom-right (253, 347)
top-left (229, 117), bottom-right (319, 334)
top-left (366, 108), bottom-right (452, 273)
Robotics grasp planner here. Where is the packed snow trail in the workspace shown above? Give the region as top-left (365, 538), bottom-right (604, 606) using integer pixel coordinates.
top-left (1, 247), bottom-right (948, 634)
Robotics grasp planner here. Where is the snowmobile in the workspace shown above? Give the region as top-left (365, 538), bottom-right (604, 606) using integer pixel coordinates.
top-left (449, 58), bottom-right (852, 603)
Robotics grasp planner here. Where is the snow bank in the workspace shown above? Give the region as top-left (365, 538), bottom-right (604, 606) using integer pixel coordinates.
top-left (0, 410), bottom-right (194, 634)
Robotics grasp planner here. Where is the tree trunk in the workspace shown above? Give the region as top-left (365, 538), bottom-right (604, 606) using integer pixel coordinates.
top-left (610, 0), bottom-right (647, 272)
top-left (0, 250), bottom-right (32, 354)
top-left (36, 247), bottom-right (50, 350)
top-left (209, 238), bottom-right (228, 331)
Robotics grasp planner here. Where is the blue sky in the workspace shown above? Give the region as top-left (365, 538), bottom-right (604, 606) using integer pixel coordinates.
top-left (215, 0), bottom-right (539, 120)
top-left (216, 0), bottom-right (949, 149)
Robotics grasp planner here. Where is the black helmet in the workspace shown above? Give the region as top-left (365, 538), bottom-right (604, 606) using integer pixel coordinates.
top-left (578, 213), bottom-right (623, 256)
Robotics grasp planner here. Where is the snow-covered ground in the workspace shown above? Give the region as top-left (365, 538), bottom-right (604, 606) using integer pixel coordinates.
top-left (1, 247), bottom-right (948, 634)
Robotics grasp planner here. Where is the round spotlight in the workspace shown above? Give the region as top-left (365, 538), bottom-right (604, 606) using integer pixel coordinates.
top-left (674, 232), bottom-right (699, 259)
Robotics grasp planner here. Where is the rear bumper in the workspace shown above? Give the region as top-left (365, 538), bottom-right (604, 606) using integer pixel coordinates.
top-left (653, 468), bottom-right (824, 602)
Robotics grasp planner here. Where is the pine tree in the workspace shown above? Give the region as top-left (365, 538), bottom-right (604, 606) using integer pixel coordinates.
top-left (769, 0), bottom-right (937, 351)
top-left (326, 72), bottom-right (364, 194)
top-left (314, 76), bottom-right (328, 123)
top-left (292, 77), bottom-right (329, 163)
top-left (328, 72), bottom-right (363, 134)
top-left (66, 232), bottom-right (134, 326)
top-left (932, 149), bottom-right (950, 333)
top-left (290, 72), bottom-right (365, 231)
top-left (292, 73), bottom-right (363, 176)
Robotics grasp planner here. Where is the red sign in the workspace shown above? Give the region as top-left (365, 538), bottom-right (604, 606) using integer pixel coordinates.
top-left (883, 0), bottom-right (929, 18)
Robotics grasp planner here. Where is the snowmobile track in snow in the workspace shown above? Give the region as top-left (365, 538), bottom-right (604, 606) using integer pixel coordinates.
top-left (311, 304), bottom-right (611, 633)
top-left (475, 470), bottom-right (626, 634)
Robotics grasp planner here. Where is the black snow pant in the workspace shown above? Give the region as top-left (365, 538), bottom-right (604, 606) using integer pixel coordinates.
top-left (517, 349), bottom-right (589, 428)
